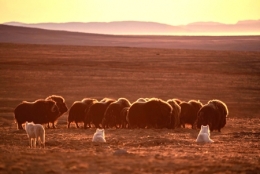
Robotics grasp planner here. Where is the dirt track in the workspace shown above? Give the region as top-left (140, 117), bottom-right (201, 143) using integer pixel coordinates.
top-left (0, 43), bottom-right (260, 173)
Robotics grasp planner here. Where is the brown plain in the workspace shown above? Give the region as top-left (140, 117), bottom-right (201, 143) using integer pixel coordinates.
top-left (0, 43), bottom-right (259, 173)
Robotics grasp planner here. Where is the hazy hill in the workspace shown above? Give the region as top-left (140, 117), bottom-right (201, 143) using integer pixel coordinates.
top-left (1, 24), bottom-right (260, 51)
top-left (4, 20), bottom-right (260, 35)
top-left (185, 20), bottom-right (260, 34)
top-left (4, 21), bottom-right (186, 35)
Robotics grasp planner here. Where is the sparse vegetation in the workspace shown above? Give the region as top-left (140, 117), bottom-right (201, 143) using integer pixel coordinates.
top-left (0, 43), bottom-right (259, 173)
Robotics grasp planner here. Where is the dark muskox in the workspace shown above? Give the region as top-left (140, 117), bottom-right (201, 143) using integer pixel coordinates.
top-left (68, 98), bottom-right (98, 128)
top-left (167, 99), bottom-right (181, 129)
top-left (14, 99), bottom-right (60, 130)
top-left (86, 98), bottom-right (116, 128)
top-left (120, 107), bottom-right (130, 128)
top-left (197, 99), bottom-right (229, 132)
top-left (102, 98), bottom-right (131, 128)
top-left (179, 100), bottom-right (203, 129)
top-left (45, 95), bottom-right (68, 128)
top-left (82, 98), bottom-right (98, 128)
top-left (128, 98), bottom-right (172, 129)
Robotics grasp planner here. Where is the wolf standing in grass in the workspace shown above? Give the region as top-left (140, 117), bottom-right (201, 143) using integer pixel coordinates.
top-left (25, 122), bottom-right (45, 148)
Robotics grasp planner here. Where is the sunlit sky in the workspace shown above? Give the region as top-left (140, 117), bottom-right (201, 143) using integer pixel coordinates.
top-left (1, 0), bottom-right (260, 25)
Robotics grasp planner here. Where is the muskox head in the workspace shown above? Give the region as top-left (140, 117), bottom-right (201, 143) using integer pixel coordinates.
top-left (45, 100), bottom-right (60, 116)
top-left (46, 95), bottom-right (68, 116)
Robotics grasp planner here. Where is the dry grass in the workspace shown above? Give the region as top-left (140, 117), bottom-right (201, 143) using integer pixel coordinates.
top-left (0, 43), bottom-right (260, 173)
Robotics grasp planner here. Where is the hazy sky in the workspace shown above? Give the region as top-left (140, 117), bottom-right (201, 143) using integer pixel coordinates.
top-left (1, 0), bottom-right (259, 25)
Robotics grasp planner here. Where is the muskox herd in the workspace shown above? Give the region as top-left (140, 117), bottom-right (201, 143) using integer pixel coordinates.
top-left (14, 95), bottom-right (229, 132)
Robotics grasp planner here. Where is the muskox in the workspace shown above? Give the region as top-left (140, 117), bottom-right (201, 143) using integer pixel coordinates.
top-left (14, 99), bottom-right (60, 130)
top-left (197, 99), bottom-right (228, 132)
top-left (119, 107), bottom-right (130, 128)
top-left (102, 98), bottom-right (131, 128)
top-left (45, 95), bottom-right (68, 128)
top-left (68, 98), bottom-right (98, 128)
top-left (86, 98), bottom-right (116, 128)
top-left (179, 100), bottom-right (203, 129)
top-left (128, 98), bottom-right (172, 129)
top-left (167, 99), bottom-right (181, 129)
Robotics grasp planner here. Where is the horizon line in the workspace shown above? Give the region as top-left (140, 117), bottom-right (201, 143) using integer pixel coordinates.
top-left (2, 18), bottom-right (260, 26)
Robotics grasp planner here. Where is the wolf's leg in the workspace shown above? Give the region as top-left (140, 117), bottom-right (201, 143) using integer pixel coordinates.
top-left (29, 138), bottom-right (32, 148)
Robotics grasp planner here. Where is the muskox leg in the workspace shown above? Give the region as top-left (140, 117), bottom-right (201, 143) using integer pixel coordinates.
top-left (76, 122), bottom-right (79, 128)
top-left (52, 122), bottom-right (57, 129)
top-left (18, 123), bottom-right (23, 130)
top-left (192, 123), bottom-right (196, 129)
top-left (95, 123), bottom-right (101, 129)
top-left (83, 123), bottom-right (87, 129)
top-left (122, 122), bottom-right (126, 129)
top-left (68, 122), bottom-right (71, 128)
top-left (101, 119), bottom-right (105, 128)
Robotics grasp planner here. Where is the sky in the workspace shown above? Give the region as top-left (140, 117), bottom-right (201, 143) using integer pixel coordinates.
top-left (0, 0), bottom-right (260, 25)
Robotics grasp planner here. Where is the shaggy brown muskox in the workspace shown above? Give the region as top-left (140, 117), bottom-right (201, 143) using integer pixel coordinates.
top-left (119, 107), bottom-right (130, 128)
top-left (87, 98), bottom-right (116, 128)
top-left (14, 99), bottom-right (59, 130)
top-left (82, 98), bottom-right (98, 128)
top-left (179, 100), bottom-right (203, 129)
top-left (209, 99), bottom-right (229, 129)
top-left (102, 98), bottom-right (131, 128)
top-left (197, 99), bottom-right (228, 132)
top-left (128, 98), bottom-right (172, 129)
top-left (68, 98), bottom-right (98, 128)
top-left (45, 95), bottom-right (68, 128)
top-left (167, 99), bottom-right (181, 129)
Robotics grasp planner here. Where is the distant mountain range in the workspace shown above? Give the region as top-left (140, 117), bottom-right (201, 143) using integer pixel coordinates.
top-left (3, 20), bottom-right (260, 35)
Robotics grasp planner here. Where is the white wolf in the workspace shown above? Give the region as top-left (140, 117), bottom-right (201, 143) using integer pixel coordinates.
top-left (196, 125), bottom-right (214, 143)
top-left (25, 122), bottom-right (45, 148)
top-left (92, 128), bottom-right (106, 142)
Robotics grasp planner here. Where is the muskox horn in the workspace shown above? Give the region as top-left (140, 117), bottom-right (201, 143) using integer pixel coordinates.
top-left (51, 104), bottom-right (57, 112)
